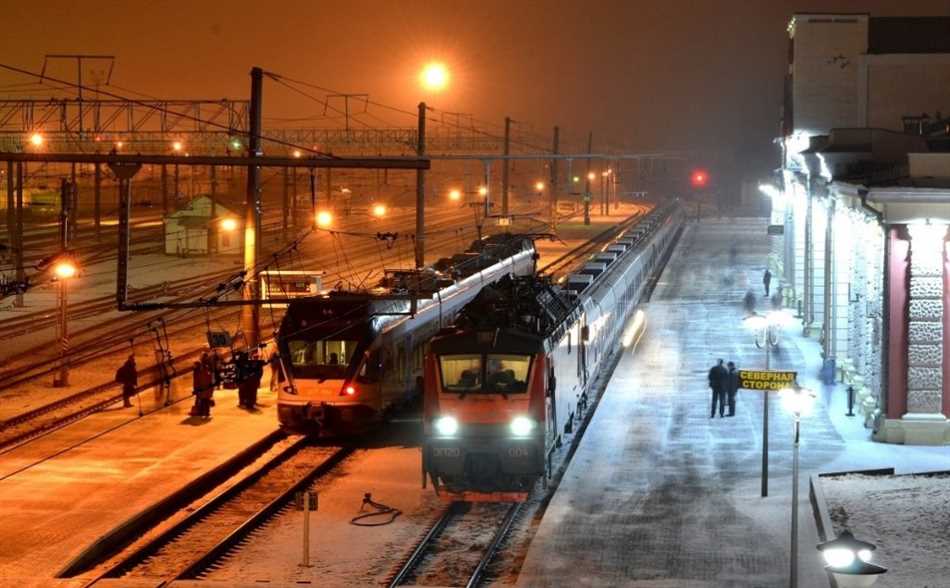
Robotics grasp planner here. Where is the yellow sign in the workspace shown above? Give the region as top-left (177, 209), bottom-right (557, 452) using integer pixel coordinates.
top-left (738, 370), bottom-right (797, 391)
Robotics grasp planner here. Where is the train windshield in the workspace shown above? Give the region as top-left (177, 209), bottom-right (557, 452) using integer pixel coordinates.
top-left (439, 354), bottom-right (483, 392)
top-left (286, 339), bottom-right (359, 379)
top-left (438, 353), bottom-right (531, 394)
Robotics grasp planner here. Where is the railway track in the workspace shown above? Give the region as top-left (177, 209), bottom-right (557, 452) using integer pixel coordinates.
top-left (0, 207), bottom-right (492, 451)
top-left (539, 206), bottom-right (649, 277)
top-left (82, 440), bottom-right (353, 586)
top-left (388, 501), bottom-right (523, 588)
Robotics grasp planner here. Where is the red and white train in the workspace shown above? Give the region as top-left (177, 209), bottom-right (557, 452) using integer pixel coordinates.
top-left (422, 203), bottom-right (684, 501)
top-left (275, 234), bottom-right (538, 435)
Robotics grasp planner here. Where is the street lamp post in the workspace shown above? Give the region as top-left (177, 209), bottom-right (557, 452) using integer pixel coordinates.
top-left (780, 386), bottom-right (816, 588)
top-left (53, 258), bottom-right (78, 387)
top-left (817, 531), bottom-right (887, 587)
top-left (744, 309), bottom-right (793, 498)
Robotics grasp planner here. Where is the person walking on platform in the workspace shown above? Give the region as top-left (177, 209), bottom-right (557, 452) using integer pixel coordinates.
top-left (115, 355), bottom-right (138, 408)
top-left (269, 349), bottom-right (282, 392)
top-left (725, 361), bottom-right (739, 417)
top-left (192, 354), bottom-right (215, 417)
top-left (763, 269), bottom-right (772, 297)
top-left (708, 359), bottom-right (727, 418)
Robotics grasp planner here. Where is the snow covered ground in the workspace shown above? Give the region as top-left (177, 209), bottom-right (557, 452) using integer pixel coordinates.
top-left (821, 473), bottom-right (950, 588)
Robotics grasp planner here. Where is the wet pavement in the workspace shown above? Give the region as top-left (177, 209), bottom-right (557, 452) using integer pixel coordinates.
top-left (517, 218), bottom-right (950, 587)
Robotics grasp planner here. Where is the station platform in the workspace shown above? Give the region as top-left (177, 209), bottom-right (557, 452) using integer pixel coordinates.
top-left (517, 218), bottom-right (950, 587)
top-left (0, 382), bottom-right (277, 585)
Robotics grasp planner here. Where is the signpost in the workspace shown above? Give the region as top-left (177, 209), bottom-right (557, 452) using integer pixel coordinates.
top-left (738, 369), bottom-right (797, 498)
top-left (294, 490), bottom-right (318, 567)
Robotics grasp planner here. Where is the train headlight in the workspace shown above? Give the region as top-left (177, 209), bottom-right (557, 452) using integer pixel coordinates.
top-left (434, 416), bottom-right (459, 436)
top-left (510, 416), bottom-right (536, 437)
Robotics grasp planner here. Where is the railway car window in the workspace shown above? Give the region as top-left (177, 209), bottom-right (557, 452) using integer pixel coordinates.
top-left (285, 339), bottom-right (358, 379)
top-left (439, 354), bottom-right (482, 392)
top-left (485, 354), bottom-right (531, 393)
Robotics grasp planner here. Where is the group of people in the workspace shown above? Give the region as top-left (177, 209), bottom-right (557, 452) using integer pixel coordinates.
top-left (707, 358), bottom-right (739, 418)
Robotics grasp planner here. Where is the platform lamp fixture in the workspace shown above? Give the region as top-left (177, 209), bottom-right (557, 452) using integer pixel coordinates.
top-left (52, 253), bottom-right (80, 387)
top-left (742, 309), bottom-right (794, 497)
top-left (817, 531), bottom-right (887, 587)
top-left (779, 384), bottom-right (816, 588)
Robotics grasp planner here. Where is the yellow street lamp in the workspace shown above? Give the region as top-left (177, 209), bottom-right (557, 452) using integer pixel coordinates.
top-left (478, 186), bottom-right (488, 196)
top-left (220, 217), bottom-right (239, 232)
top-left (448, 188), bottom-right (462, 201)
top-left (316, 210), bottom-right (333, 228)
top-left (535, 181), bottom-right (545, 192)
top-left (53, 259), bottom-right (78, 279)
top-left (420, 62), bottom-right (450, 92)
top-left (587, 172), bottom-right (596, 181)
top-left (115, 140), bottom-right (124, 149)
top-left (292, 149), bottom-right (302, 158)
top-left (372, 203), bottom-right (387, 218)
top-left (29, 132), bottom-right (44, 147)
top-left (172, 140), bottom-right (184, 152)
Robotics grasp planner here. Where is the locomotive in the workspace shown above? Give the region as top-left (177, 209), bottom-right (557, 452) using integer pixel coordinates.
top-left (275, 233), bottom-right (538, 435)
top-left (422, 203), bottom-right (684, 501)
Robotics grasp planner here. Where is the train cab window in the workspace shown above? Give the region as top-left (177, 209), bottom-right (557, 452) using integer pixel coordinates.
top-left (439, 354), bottom-right (482, 392)
top-left (286, 339), bottom-right (358, 379)
top-left (485, 354), bottom-right (531, 393)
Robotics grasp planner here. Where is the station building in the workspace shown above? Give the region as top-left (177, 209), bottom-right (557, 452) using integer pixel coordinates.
top-left (773, 14), bottom-right (950, 444)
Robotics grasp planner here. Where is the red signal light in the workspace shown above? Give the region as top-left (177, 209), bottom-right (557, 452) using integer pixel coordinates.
top-left (342, 385), bottom-right (356, 396)
top-left (691, 169), bottom-right (709, 188)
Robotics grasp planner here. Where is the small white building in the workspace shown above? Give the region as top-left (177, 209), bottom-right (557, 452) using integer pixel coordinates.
top-left (164, 195), bottom-right (241, 256)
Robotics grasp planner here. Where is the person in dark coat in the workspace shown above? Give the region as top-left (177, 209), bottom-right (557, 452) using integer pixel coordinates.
top-left (116, 355), bottom-right (138, 408)
top-left (237, 350), bottom-right (265, 409)
top-left (708, 358), bottom-right (727, 418)
top-left (763, 269), bottom-right (772, 297)
top-left (725, 361), bottom-right (740, 417)
top-left (192, 355), bottom-right (215, 417)
top-left (269, 349), bottom-right (282, 392)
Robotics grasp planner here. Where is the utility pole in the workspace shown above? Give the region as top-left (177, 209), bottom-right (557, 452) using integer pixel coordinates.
top-left (55, 178), bottom-right (72, 387)
top-left (69, 164), bottom-right (78, 243)
top-left (601, 166), bottom-right (607, 216)
top-left (241, 66), bottom-right (264, 348)
top-left (282, 166), bottom-right (290, 240)
top-left (112, 161), bottom-right (142, 309)
top-left (5, 162), bottom-right (12, 256)
top-left (94, 163), bottom-right (102, 240)
top-left (583, 131), bottom-right (592, 226)
top-left (14, 162), bottom-right (24, 307)
top-left (501, 116), bottom-right (510, 217)
top-left (414, 102), bottom-right (426, 269)
top-left (209, 165), bottom-right (217, 254)
top-left (550, 126), bottom-right (559, 230)
top-left (482, 160), bottom-right (492, 219)
top-left (161, 164), bottom-right (168, 214)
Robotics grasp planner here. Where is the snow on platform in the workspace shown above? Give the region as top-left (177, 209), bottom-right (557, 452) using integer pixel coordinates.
top-left (821, 473), bottom-right (950, 588)
top-left (0, 383), bottom-right (277, 584)
top-left (516, 219), bottom-right (950, 587)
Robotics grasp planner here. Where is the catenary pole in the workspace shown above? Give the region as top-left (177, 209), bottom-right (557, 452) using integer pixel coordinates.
top-left (241, 66), bottom-right (264, 348)
top-left (501, 116), bottom-right (510, 217)
top-left (551, 126), bottom-right (559, 229)
top-left (414, 102), bottom-right (426, 269)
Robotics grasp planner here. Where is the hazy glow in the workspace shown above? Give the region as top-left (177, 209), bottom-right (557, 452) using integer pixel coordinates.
top-left (115, 140), bottom-right (124, 149)
top-left (435, 415), bottom-right (458, 436)
top-left (509, 416), bottom-right (535, 437)
top-left (448, 188), bottom-right (462, 201)
top-left (316, 210), bottom-right (333, 228)
top-left (621, 309), bottom-right (646, 348)
top-left (822, 548), bottom-right (855, 569)
top-left (53, 260), bottom-right (78, 279)
top-left (535, 181), bottom-right (545, 191)
top-left (478, 186), bottom-right (488, 196)
top-left (420, 62), bottom-right (450, 91)
top-left (292, 149), bottom-right (302, 158)
top-left (172, 140), bottom-right (184, 152)
top-left (220, 217), bottom-right (239, 232)
top-left (372, 203), bottom-right (387, 217)
top-left (29, 132), bottom-right (44, 147)
top-left (587, 172), bottom-right (596, 181)
top-left (779, 387), bottom-right (815, 417)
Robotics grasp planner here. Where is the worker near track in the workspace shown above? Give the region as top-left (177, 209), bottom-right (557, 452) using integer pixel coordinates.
top-left (115, 355), bottom-right (138, 408)
top-left (268, 349), bottom-right (282, 393)
top-left (708, 358), bottom-right (727, 418)
top-left (763, 269), bottom-right (772, 297)
top-left (192, 354), bottom-right (215, 417)
top-left (238, 349), bottom-right (264, 409)
top-left (725, 361), bottom-right (739, 417)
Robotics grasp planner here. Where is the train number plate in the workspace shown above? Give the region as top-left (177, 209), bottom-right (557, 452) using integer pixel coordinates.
top-left (432, 447), bottom-right (461, 458)
top-left (507, 447), bottom-right (530, 458)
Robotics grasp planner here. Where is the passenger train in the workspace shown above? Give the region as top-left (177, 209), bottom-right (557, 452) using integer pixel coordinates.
top-left (422, 203), bottom-right (684, 501)
top-left (275, 234), bottom-right (538, 434)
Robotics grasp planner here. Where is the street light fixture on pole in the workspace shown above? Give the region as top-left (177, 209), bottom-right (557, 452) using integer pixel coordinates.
top-left (743, 309), bottom-right (794, 498)
top-left (53, 256), bottom-right (78, 387)
top-left (780, 385), bottom-right (816, 588)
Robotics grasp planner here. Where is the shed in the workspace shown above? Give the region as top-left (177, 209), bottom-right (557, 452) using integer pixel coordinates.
top-left (164, 195), bottom-right (241, 256)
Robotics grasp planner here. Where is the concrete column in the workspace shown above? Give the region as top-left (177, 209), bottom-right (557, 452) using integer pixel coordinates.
top-left (905, 223), bottom-right (946, 417)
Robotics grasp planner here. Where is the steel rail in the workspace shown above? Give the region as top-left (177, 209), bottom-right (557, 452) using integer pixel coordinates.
top-left (387, 501), bottom-right (466, 587)
top-left (465, 502), bottom-right (522, 588)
